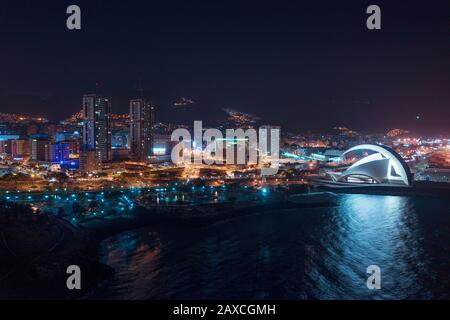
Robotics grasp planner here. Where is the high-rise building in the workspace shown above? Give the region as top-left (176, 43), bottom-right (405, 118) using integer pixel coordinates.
top-left (10, 139), bottom-right (29, 158)
top-left (30, 134), bottom-right (52, 162)
top-left (259, 125), bottom-right (281, 157)
top-left (56, 131), bottom-right (81, 157)
top-left (0, 135), bottom-right (20, 155)
top-left (79, 149), bottom-right (98, 173)
top-left (51, 143), bottom-right (71, 163)
top-left (129, 98), bottom-right (154, 161)
top-left (82, 94), bottom-right (112, 162)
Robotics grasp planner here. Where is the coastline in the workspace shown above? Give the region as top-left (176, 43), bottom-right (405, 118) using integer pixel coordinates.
top-left (1, 185), bottom-right (448, 299)
top-left (0, 191), bottom-right (338, 299)
top-left (0, 213), bottom-right (112, 299)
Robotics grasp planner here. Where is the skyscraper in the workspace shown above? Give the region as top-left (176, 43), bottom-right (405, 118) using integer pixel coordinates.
top-left (51, 142), bottom-right (70, 163)
top-left (30, 134), bottom-right (52, 162)
top-left (82, 94), bottom-right (112, 162)
top-left (79, 149), bottom-right (98, 173)
top-left (129, 99), bottom-right (154, 161)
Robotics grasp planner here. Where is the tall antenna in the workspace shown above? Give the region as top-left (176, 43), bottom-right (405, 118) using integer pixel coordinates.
top-left (137, 77), bottom-right (144, 99)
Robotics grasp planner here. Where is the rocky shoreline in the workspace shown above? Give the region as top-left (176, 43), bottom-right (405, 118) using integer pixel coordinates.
top-left (0, 202), bottom-right (113, 299)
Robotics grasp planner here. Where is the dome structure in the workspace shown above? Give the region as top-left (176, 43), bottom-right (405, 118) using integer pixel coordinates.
top-left (337, 144), bottom-right (412, 186)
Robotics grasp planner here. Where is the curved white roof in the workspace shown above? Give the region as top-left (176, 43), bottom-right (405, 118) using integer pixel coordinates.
top-left (340, 144), bottom-right (412, 186)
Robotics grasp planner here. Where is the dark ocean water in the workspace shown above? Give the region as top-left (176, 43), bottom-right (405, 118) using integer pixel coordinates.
top-left (89, 194), bottom-right (450, 299)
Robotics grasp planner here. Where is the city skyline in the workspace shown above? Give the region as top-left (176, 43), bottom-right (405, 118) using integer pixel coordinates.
top-left (0, 0), bottom-right (449, 135)
top-left (1, 1), bottom-right (449, 304)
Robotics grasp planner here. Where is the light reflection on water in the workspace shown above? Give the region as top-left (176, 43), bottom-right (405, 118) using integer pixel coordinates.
top-left (90, 194), bottom-right (450, 299)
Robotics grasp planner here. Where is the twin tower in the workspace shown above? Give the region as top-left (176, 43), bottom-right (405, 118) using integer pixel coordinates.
top-left (81, 94), bottom-right (154, 168)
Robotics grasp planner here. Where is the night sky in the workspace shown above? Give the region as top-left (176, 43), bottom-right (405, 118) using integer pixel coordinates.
top-left (0, 0), bottom-right (449, 134)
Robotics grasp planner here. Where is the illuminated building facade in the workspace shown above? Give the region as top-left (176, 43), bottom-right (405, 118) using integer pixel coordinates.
top-left (129, 99), bottom-right (154, 161)
top-left (51, 143), bottom-right (71, 163)
top-left (82, 94), bottom-right (112, 162)
top-left (10, 139), bottom-right (28, 158)
top-left (79, 149), bottom-right (98, 173)
top-left (332, 144), bottom-right (413, 186)
top-left (259, 125), bottom-right (281, 157)
top-left (30, 134), bottom-right (52, 162)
